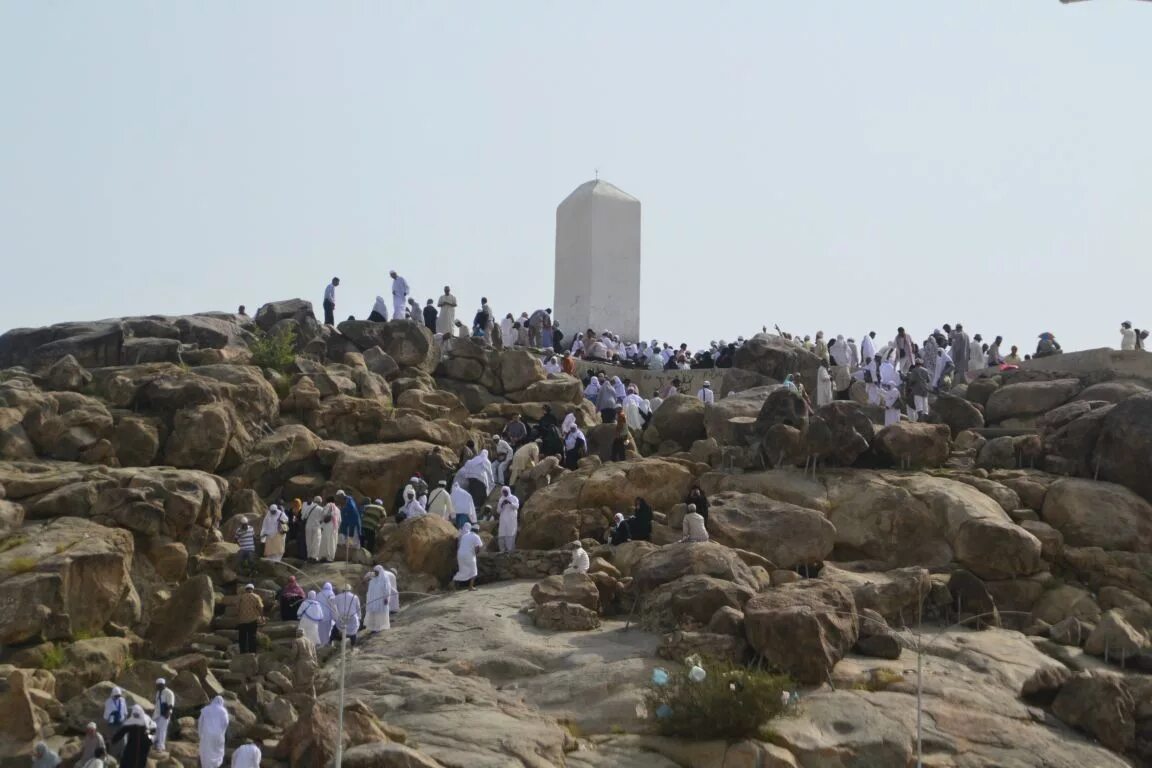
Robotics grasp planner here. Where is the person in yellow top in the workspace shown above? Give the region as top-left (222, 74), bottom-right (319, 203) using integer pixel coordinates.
top-left (236, 584), bottom-right (265, 655)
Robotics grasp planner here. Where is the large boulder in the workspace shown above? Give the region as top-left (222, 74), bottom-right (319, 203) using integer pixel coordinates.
top-left (228, 424), bottom-right (323, 497)
top-left (753, 387), bottom-right (808, 432)
top-left (929, 393), bottom-right (985, 437)
top-left (0, 518), bottom-right (136, 645)
top-left (1093, 393), bottom-right (1152, 503)
top-left (497, 349), bottom-right (547, 393)
top-left (743, 580), bottom-right (859, 684)
top-left (89, 467), bottom-right (226, 543)
top-left (1075, 380), bottom-right (1150, 404)
top-left (531, 573), bottom-right (600, 612)
top-left (824, 473), bottom-right (1042, 579)
top-left (631, 542), bottom-right (757, 593)
top-left (517, 508), bottom-right (612, 550)
top-left (873, 422), bottom-right (951, 468)
top-left (329, 441), bottom-right (457, 503)
top-left (1041, 478), bottom-right (1152, 553)
top-left (650, 394), bottom-right (706, 449)
top-left (521, 459), bottom-right (694, 520)
top-left (379, 515), bottom-right (460, 582)
top-left (277, 699), bottom-right (394, 767)
top-left (1051, 675), bottom-right (1137, 754)
top-left (0, 321), bottom-right (126, 370)
top-left (642, 574), bottom-right (754, 630)
top-left (822, 565), bottom-right (931, 625)
top-left (733, 334), bottom-right (823, 395)
top-left (706, 491), bottom-right (835, 569)
top-left (984, 379), bottom-right (1082, 424)
top-left (813, 402), bottom-right (874, 466)
top-left (254, 298), bottom-right (316, 332)
top-left (338, 320), bottom-right (437, 372)
top-left (704, 386), bottom-right (779, 445)
top-left (146, 574), bottom-right (216, 655)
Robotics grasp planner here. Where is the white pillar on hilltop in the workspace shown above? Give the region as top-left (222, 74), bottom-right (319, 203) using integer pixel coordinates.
top-left (554, 179), bottom-right (642, 342)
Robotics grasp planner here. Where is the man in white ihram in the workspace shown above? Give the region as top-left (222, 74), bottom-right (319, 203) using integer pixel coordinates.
top-left (152, 678), bottom-right (175, 753)
top-left (197, 696), bottom-right (229, 768)
top-left (390, 270), bottom-right (409, 321)
top-left (697, 381), bottom-right (715, 404)
top-left (231, 741), bottom-right (262, 768)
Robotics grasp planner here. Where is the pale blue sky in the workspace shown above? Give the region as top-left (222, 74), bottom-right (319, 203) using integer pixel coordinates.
top-left (1, 1), bottom-right (1147, 354)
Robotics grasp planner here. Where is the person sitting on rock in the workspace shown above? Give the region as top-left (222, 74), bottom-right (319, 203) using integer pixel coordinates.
top-left (1035, 332), bottom-right (1063, 358)
top-left (503, 413), bottom-right (528, 448)
top-left (630, 498), bottom-right (654, 542)
top-left (492, 434), bottom-right (514, 485)
top-left (606, 513), bottom-right (631, 545)
top-left (565, 540), bottom-right (590, 574)
top-left (399, 490), bottom-right (426, 521)
top-left (679, 504), bottom-right (709, 543)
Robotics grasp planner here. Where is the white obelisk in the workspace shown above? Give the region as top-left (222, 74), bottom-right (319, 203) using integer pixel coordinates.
top-left (554, 179), bottom-right (642, 342)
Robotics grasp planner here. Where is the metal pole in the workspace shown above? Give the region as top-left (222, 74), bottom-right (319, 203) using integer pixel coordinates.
top-left (335, 634), bottom-right (347, 767)
top-left (916, 639), bottom-right (923, 768)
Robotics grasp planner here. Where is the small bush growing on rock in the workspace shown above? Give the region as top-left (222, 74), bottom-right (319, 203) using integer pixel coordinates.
top-left (249, 327), bottom-right (297, 372)
top-left (645, 657), bottom-right (792, 740)
top-left (851, 667), bottom-right (905, 692)
top-left (40, 645), bottom-right (64, 671)
top-left (0, 535), bottom-right (27, 554)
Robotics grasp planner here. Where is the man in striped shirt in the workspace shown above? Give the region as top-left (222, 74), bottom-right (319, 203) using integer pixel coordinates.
top-left (235, 517), bottom-right (256, 575)
top-left (361, 498), bottom-right (385, 553)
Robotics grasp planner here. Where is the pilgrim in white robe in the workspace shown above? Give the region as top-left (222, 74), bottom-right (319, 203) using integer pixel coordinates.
top-left (329, 588), bottom-right (362, 641)
top-left (231, 743), bottom-right (262, 768)
top-left (197, 697), bottom-right (229, 768)
top-left (296, 591), bottom-right (324, 646)
top-left (319, 503), bottom-right (340, 561)
top-left (497, 488), bottom-right (519, 552)
top-left (450, 483), bottom-right (477, 528)
top-left (364, 566), bottom-right (392, 632)
top-left (317, 584), bottom-right (337, 646)
top-left (392, 275), bottom-right (410, 319)
top-left (933, 349), bottom-right (953, 389)
top-left (260, 506), bottom-right (287, 562)
top-left (453, 523), bottom-right (484, 585)
top-left (816, 367), bottom-right (833, 407)
top-left (426, 483), bottom-right (454, 521)
top-left (384, 569), bottom-right (400, 612)
top-left (370, 296), bottom-right (389, 322)
top-left (437, 292), bottom-right (457, 334)
top-left (565, 543), bottom-right (590, 574)
top-left (860, 335), bottom-right (876, 363)
top-left (303, 500), bottom-right (323, 560)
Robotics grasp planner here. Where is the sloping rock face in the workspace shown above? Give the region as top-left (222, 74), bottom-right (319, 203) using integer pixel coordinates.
top-left (1094, 393), bottom-right (1152, 503)
top-left (705, 491), bottom-right (835, 569)
top-left (521, 458), bottom-right (695, 519)
top-left (1042, 478), bottom-right (1152, 553)
top-left (0, 517), bottom-right (136, 645)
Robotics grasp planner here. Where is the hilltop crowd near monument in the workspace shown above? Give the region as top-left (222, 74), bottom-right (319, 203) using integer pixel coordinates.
top-left (554, 178), bottom-right (642, 341)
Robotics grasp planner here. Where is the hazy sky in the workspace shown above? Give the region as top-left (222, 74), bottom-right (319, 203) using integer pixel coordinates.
top-left (1, 1), bottom-right (1147, 354)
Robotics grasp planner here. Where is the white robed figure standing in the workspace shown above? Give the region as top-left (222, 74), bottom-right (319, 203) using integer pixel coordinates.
top-left (320, 500), bottom-right (340, 562)
top-left (231, 743), bottom-right (262, 768)
top-left (815, 366), bottom-right (833, 407)
top-left (364, 565), bottom-right (393, 633)
top-left (317, 582), bottom-right (337, 646)
top-left (302, 497), bottom-right (323, 561)
top-left (296, 590), bottom-right (325, 646)
top-left (497, 487), bottom-right (520, 553)
top-left (197, 696), bottom-right (229, 768)
top-left (453, 523), bottom-right (484, 590)
top-left (437, 287), bottom-right (457, 334)
top-left (449, 482), bottom-right (477, 529)
top-left (390, 270), bottom-right (410, 320)
top-left (384, 568), bottom-right (400, 613)
top-left (933, 348), bottom-right (954, 390)
top-left (329, 584), bottom-right (362, 644)
top-left (259, 505), bottom-right (288, 562)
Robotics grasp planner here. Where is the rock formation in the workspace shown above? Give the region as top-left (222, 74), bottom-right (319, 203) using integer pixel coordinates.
top-left (0, 305), bottom-right (1150, 767)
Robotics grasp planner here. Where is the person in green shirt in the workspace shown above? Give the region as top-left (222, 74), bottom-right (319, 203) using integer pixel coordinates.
top-left (361, 498), bottom-right (386, 552)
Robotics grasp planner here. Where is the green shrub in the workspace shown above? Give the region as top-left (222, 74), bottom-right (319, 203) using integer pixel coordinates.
top-left (40, 645), bottom-right (65, 671)
top-left (0, 536), bottom-right (28, 554)
top-left (249, 327), bottom-right (297, 372)
top-left (851, 667), bottom-right (905, 692)
top-left (645, 657), bottom-right (793, 740)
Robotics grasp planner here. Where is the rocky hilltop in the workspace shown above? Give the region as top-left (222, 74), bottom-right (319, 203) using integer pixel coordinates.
top-left (0, 301), bottom-right (1150, 767)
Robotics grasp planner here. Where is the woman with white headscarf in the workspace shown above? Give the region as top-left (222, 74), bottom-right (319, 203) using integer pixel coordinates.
top-left (364, 565), bottom-right (393, 633)
top-left (497, 487), bottom-right (520, 553)
top-left (457, 450), bottom-right (494, 509)
top-left (622, 387), bottom-right (648, 431)
top-left (111, 706), bottom-right (154, 768)
top-left (260, 505), bottom-right (288, 562)
top-left (296, 590), bottom-right (325, 646)
top-left (197, 696), bottom-right (230, 768)
top-left (230, 742), bottom-right (262, 768)
top-left (317, 582), bottom-right (337, 646)
top-left (453, 523), bottom-right (484, 590)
